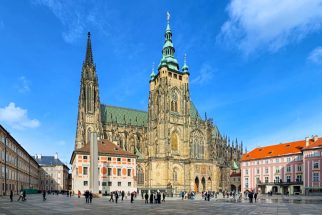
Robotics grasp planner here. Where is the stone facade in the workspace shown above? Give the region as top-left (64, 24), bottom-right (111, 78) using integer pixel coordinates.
top-left (73, 15), bottom-right (243, 194)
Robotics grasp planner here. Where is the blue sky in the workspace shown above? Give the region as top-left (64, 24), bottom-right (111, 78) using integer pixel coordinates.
top-left (1, 0), bottom-right (322, 164)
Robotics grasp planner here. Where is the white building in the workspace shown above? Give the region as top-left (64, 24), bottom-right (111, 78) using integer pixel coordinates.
top-left (70, 139), bottom-right (137, 194)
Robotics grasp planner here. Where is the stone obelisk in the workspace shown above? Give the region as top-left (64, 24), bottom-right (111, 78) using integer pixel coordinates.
top-left (89, 132), bottom-right (99, 194)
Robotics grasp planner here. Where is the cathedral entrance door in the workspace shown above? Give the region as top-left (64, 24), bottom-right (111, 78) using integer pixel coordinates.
top-left (201, 177), bottom-right (206, 192)
top-left (194, 177), bottom-right (199, 193)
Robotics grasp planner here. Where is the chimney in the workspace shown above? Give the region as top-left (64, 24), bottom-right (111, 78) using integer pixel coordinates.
top-left (54, 152), bottom-right (58, 159)
top-left (313, 135), bottom-right (318, 142)
top-left (305, 137), bottom-right (310, 147)
top-left (37, 154), bottom-right (42, 159)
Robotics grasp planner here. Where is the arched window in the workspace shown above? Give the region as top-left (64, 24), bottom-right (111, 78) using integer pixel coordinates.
top-left (171, 132), bottom-right (178, 151)
top-left (137, 166), bottom-right (144, 185)
top-left (173, 169), bottom-right (178, 182)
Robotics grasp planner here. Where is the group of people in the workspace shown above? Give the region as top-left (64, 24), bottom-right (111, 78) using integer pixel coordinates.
top-left (108, 191), bottom-right (135, 203)
top-left (245, 191), bottom-right (258, 203)
top-left (143, 191), bottom-right (165, 204)
top-left (17, 190), bottom-right (27, 201)
top-left (84, 190), bottom-right (93, 203)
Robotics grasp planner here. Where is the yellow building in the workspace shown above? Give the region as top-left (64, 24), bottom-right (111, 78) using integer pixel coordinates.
top-left (72, 14), bottom-right (243, 195)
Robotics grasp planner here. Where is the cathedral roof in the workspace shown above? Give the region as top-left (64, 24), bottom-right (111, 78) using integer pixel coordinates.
top-left (74, 139), bottom-right (137, 158)
top-left (101, 104), bottom-right (148, 127)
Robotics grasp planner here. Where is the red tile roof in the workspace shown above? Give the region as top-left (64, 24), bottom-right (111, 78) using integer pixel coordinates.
top-left (303, 138), bottom-right (322, 150)
top-left (230, 172), bottom-right (241, 177)
top-left (241, 139), bottom-right (316, 161)
top-left (75, 139), bottom-right (136, 158)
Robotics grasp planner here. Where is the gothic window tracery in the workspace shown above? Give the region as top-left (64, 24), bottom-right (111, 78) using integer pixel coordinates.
top-left (137, 166), bottom-right (144, 185)
top-left (191, 130), bottom-right (205, 159)
top-left (171, 132), bottom-right (178, 151)
top-left (170, 90), bottom-right (178, 112)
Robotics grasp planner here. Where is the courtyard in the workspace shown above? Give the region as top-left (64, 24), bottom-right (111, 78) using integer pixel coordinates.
top-left (1, 194), bottom-right (322, 215)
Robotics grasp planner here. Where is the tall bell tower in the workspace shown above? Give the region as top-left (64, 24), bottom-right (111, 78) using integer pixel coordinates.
top-left (148, 12), bottom-right (191, 159)
top-left (75, 32), bottom-right (102, 149)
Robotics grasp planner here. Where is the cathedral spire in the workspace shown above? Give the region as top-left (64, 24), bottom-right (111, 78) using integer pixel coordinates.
top-left (182, 53), bottom-right (189, 74)
top-left (158, 12), bottom-right (179, 72)
top-left (85, 32), bottom-right (94, 65)
top-left (150, 62), bottom-right (156, 81)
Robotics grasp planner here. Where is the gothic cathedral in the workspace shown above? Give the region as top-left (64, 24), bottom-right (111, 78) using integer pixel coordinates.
top-left (74, 14), bottom-right (243, 194)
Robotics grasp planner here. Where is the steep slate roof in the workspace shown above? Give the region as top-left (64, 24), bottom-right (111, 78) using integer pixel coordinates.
top-left (101, 104), bottom-right (147, 127)
top-left (241, 140), bottom-right (306, 161)
top-left (75, 139), bottom-right (137, 158)
top-left (34, 156), bottom-right (65, 166)
top-left (190, 101), bottom-right (200, 120)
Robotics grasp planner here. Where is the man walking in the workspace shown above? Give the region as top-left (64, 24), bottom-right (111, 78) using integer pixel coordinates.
top-left (10, 190), bottom-right (13, 202)
top-left (145, 192), bottom-right (149, 204)
top-left (121, 190), bottom-right (125, 201)
top-left (115, 191), bottom-right (119, 204)
top-left (131, 192), bottom-right (134, 203)
top-left (254, 192), bottom-right (258, 203)
top-left (43, 190), bottom-right (46, 201)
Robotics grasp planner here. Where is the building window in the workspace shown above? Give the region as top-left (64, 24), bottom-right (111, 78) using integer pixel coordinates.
top-left (286, 166), bottom-right (291, 172)
top-left (127, 159), bottom-right (131, 162)
top-left (296, 174), bottom-right (302, 182)
top-left (102, 182), bottom-right (107, 186)
top-left (127, 169), bottom-right (131, 177)
top-left (265, 159), bottom-right (269, 164)
top-left (83, 167), bottom-right (88, 175)
top-left (83, 181), bottom-right (88, 186)
top-left (275, 176), bottom-right (280, 183)
top-left (117, 169), bottom-right (121, 176)
top-left (137, 166), bottom-right (144, 185)
top-left (245, 178), bottom-right (249, 188)
top-left (313, 161), bottom-right (319, 169)
top-left (256, 177), bottom-right (260, 183)
top-left (256, 160), bottom-right (259, 165)
top-left (171, 132), bottom-right (178, 151)
top-left (128, 182), bottom-right (132, 187)
top-left (265, 168), bottom-right (268, 174)
top-left (245, 169), bottom-right (248, 175)
top-left (275, 158), bottom-right (279, 163)
top-left (275, 167), bottom-right (280, 174)
top-left (117, 158), bottom-right (121, 162)
top-left (83, 155), bottom-right (88, 160)
top-left (286, 157), bottom-right (291, 162)
top-left (173, 169), bottom-right (178, 181)
top-left (297, 165), bottom-right (302, 172)
top-left (118, 182), bottom-right (121, 187)
top-left (286, 175), bottom-right (291, 183)
top-left (108, 168), bottom-right (112, 176)
top-left (313, 173), bottom-right (319, 182)
top-left (108, 157), bottom-right (111, 161)
top-left (265, 177), bottom-right (269, 183)
top-left (108, 181), bottom-right (112, 186)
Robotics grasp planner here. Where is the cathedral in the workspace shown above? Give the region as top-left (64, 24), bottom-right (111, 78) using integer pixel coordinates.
top-left (73, 14), bottom-right (243, 194)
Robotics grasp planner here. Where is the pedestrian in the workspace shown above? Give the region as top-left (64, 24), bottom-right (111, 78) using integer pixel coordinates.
top-left (70, 190), bottom-right (72, 198)
top-left (181, 191), bottom-right (184, 200)
top-left (115, 191), bottom-right (119, 203)
top-left (89, 191), bottom-right (93, 203)
top-left (145, 192), bottom-right (149, 204)
top-left (22, 190), bottom-right (26, 201)
top-left (254, 192), bottom-right (258, 203)
top-left (121, 190), bottom-right (125, 201)
top-left (204, 191), bottom-right (207, 201)
top-left (162, 192), bottom-right (165, 202)
top-left (10, 190), bottom-right (13, 202)
top-left (85, 190), bottom-right (89, 203)
top-left (248, 192), bottom-right (253, 203)
top-left (109, 192), bottom-right (114, 202)
top-left (17, 190), bottom-right (23, 201)
top-left (43, 190), bottom-right (46, 201)
top-left (207, 192), bottom-right (210, 201)
top-left (141, 191), bottom-right (144, 199)
top-left (78, 190), bottom-right (81, 198)
top-left (149, 192), bottom-right (153, 204)
top-left (131, 192), bottom-right (134, 203)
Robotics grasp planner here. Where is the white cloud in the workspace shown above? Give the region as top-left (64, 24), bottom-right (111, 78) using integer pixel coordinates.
top-left (15, 76), bottom-right (31, 93)
top-left (33, 0), bottom-right (109, 43)
top-left (308, 46), bottom-right (322, 64)
top-left (219, 0), bottom-right (322, 54)
top-left (191, 63), bottom-right (214, 85)
top-left (0, 103), bottom-right (40, 129)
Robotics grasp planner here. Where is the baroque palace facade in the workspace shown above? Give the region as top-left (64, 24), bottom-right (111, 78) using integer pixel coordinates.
top-left (73, 14), bottom-right (243, 194)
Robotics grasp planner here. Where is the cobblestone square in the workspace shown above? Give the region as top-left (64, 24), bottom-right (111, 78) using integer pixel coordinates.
top-left (1, 194), bottom-right (322, 215)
